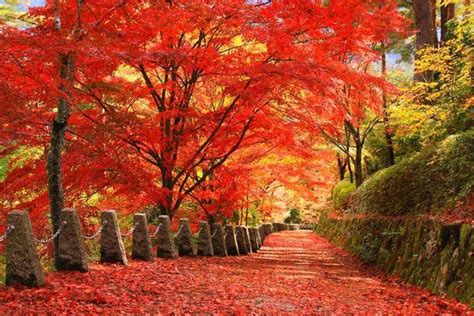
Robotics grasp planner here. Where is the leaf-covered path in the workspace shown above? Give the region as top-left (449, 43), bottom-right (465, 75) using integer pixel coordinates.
top-left (0, 231), bottom-right (471, 314)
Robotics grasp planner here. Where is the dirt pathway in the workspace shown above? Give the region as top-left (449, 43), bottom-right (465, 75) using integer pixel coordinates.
top-left (0, 230), bottom-right (471, 314)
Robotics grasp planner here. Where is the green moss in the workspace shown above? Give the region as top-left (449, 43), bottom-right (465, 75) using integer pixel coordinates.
top-left (332, 179), bottom-right (356, 209)
top-left (355, 131), bottom-right (474, 215)
top-left (0, 255), bottom-right (5, 285)
top-left (459, 224), bottom-right (471, 252)
top-left (315, 217), bottom-right (474, 306)
top-left (0, 156), bottom-right (8, 181)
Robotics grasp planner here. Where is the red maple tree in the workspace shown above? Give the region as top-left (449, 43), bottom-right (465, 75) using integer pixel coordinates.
top-left (0, 0), bottom-right (406, 230)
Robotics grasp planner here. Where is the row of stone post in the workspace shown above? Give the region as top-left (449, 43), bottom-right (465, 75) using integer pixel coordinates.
top-left (273, 222), bottom-right (300, 232)
top-left (3, 209), bottom-right (278, 287)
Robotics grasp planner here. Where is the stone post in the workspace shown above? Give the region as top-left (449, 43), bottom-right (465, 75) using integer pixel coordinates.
top-left (132, 213), bottom-right (153, 261)
top-left (100, 210), bottom-right (128, 265)
top-left (57, 208), bottom-right (88, 272)
top-left (225, 225), bottom-right (239, 256)
top-left (236, 226), bottom-right (249, 255)
top-left (244, 227), bottom-right (253, 253)
top-left (273, 222), bottom-right (280, 232)
top-left (197, 221), bottom-right (214, 256)
top-left (6, 210), bottom-right (44, 287)
top-left (255, 227), bottom-right (262, 249)
top-left (176, 218), bottom-right (195, 257)
top-left (251, 227), bottom-right (260, 250)
top-left (259, 225), bottom-right (265, 244)
top-left (156, 215), bottom-right (177, 258)
top-left (289, 224), bottom-right (299, 231)
top-left (249, 228), bottom-right (258, 252)
top-left (211, 223), bottom-right (227, 256)
top-left (263, 223), bottom-right (273, 237)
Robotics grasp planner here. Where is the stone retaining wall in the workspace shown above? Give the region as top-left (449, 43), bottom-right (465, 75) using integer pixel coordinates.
top-left (315, 215), bottom-right (473, 307)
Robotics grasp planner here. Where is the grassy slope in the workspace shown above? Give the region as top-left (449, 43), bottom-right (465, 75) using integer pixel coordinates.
top-left (354, 131), bottom-right (474, 216)
top-left (332, 179), bottom-right (356, 209)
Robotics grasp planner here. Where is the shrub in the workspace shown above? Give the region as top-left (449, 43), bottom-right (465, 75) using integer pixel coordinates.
top-left (284, 208), bottom-right (302, 224)
top-left (332, 179), bottom-right (356, 209)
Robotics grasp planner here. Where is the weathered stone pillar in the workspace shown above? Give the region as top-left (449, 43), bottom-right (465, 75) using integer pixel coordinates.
top-left (157, 215), bottom-right (177, 259)
top-left (211, 223), bottom-right (227, 256)
top-left (197, 221), bottom-right (214, 256)
top-left (273, 222), bottom-right (280, 232)
top-left (244, 227), bottom-right (253, 253)
top-left (263, 223), bottom-right (273, 237)
top-left (255, 227), bottom-right (262, 249)
top-left (249, 228), bottom-right (258, 252)
top-left (176, 218), bottom-right (195, 257)
top-left (100, 210), bottom-right (128, 265)
top-left (132, 213), bottom-right (153, 261)
top-left (225, 225), bottom-right (239, 256)
top-left (236, 226), bottom-right (249, 255)
top-left (259, 225), bottom-right (265, 244)
top-left (251, 227), bottom-right (260, 250)
top-left (6, 210), bottom-right (44, 287)
top-left (57, 208), bottom-right (88, 272)
top-left (289, 224), bottom-right (299, 231)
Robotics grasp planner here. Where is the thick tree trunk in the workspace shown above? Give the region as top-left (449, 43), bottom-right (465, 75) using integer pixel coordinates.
top-left (344, 121), bottom-right (364, 187)
top-left (441, 3), bottom-right (455, 43)
top-left (381, 51), bottom-right (395, 166)
top-left (158, 203), bottom-right (173, 220)
top-left (413, 0), bottom-right (437, 49)
top-left (354, 145), bottom-right (363, 188)
top-left (207, 215), bottom-right (216, 227)
top-left (156, 166), bottom-right (174, 220)
top-left (48, 52), bottom-right (74, 269)
top-left (412, 0), bottom-right (438, 81)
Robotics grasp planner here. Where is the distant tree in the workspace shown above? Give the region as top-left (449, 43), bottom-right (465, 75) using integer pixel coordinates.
top-left (284, 208), bottom-right (302, 224)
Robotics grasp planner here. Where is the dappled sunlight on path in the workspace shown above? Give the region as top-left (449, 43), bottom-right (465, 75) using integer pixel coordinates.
top-left (0, 231), bottom-right (471, 314)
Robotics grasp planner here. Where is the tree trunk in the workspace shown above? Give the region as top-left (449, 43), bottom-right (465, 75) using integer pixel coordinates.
top-left (412, 0), bottom-right (438, 81)
top-left (156, 166), bottom-right (175, 220)
top-left (208, 215), bottom-right (216, 227)
top-left (381, 51), bottom-right (395, 166)
top-left (347, 153), bottom-right (354, 183)
top-left (48, 52), bottom-right (74, 269)
top-left (354, 144), bottom-right (363, 188)
top-left (337, 155), bottom-right (347, 181)
top-left (441, 3), bottom-right (455, 43)
top-left (413, 0), bottom-right (437, 49)
top-left (245, 208), bottom-right (249, 226)
top-left (431, 0), bottom-right (438, 46)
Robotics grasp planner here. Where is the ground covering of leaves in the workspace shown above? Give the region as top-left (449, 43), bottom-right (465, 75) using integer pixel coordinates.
top-left (0, 231), bottom-right (471, 314)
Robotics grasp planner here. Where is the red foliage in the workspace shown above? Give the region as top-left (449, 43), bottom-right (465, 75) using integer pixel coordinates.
top-left (0, 0), bottom-right (408, 228)
top-left (0, 231), bottom-right (470, 314)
